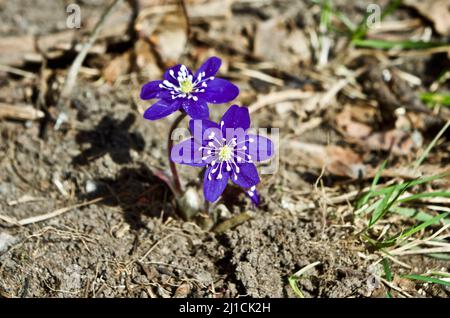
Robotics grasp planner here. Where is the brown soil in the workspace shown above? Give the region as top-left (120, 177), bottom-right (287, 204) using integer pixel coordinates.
top-left (0, 0), bottom-right (449, 298)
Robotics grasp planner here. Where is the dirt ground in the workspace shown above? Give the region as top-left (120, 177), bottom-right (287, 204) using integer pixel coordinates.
top-left (0, 0), bottom-right (449, 298)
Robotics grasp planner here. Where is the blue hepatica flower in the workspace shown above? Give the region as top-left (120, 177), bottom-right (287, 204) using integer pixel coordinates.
top-left (171, 105), bottom-right (274, 204)
top-left (140, 56), bottom-right (239, 120)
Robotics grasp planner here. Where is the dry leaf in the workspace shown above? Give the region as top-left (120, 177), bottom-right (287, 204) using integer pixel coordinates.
top-left (134, 39), bottom-right (161, 79)
top-left (336, 106), bottom-right (373, 140)
top-left (325, 145), bottom-right (366, 179)
top-left (186, 0), bottom-right (231, 20)
top-left (365, 129), bottom-right (422, 156)
top-left (254, 19), bottom-right (311, 68)
top-left (289, 141), bottom-right (366, 179)
top-left (102, 52), bottom-right (131, 84)
top-left (403, 0), bottom-right (450, 36)
top-left (147, 9), bottom-right (188, 66)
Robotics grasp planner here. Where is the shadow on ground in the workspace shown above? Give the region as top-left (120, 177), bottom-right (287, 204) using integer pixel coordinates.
top-left (73, 113), bottom-right (145, 165)
top-left (81, 164), bottom-right (176, 230)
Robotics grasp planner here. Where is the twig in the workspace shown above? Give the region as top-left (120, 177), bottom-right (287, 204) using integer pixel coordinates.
top-left (392, 246), bottom-right (450, 256)
top-left (139, 233), bottom-right (175, 262)
top-left (56, 0), bottom-right (123, 128)
top-left (7, 195), bottom-right (46, 206)
top-left (231, 64), bottom-right (284, 86)
top-left (0, 214), bottom-right (21, 226)
top-left (248, 90), bottom-right (314, 114)
top-left (213, 211), bottom-right (254, 234)
top-left (0, 103), bottom-right (45, 121)
top-left (179, 0), bottom-right (192, 40)
top-left (0, 64), bottom-right (36, 78)
top-left (0, 197), bottom-right (105, 226)
top-left (379, 277), bottom-right (413, 298)
top-left (389, 224), bottom-right (450, 256)
top-left (378, 252), bottom-right (412, 269)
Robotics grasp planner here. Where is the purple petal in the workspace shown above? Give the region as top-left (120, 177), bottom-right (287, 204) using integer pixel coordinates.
top-left (180, 98), bottom-right (209, 119)
top-left (164, 64), bottom-right (193, 85)
top-left (232, 162), bottom-right (260, 189)
top-left (143, 99), bottom-right (180, 120)
top-left (246, 186), bottom-right (259, 206)
top-left (203, 166), bottom-right (229, 202)
top-left (170, 138), bottom-right (206, 167)
top-left (246, 134), bottom-right (274, 162)
top-left (202, 79), bottom-right (239, 104)
top-left (189, 119), bottom-right (221, 144)
top-left (220, 105), bottom-right (250, 135)
top-left (194, 56), bottom-right (222, 79)
top-left (140, 80), bottom-right (163, 100)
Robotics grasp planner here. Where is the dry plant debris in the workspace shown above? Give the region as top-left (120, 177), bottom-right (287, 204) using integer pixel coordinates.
top-left (0, 0), bottom-right (449, 298)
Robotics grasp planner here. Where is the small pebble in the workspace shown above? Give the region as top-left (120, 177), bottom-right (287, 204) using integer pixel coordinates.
top-left (0, 232), bottom-right (17, 254)
top-left (85, 180), bottom-right (97, 193)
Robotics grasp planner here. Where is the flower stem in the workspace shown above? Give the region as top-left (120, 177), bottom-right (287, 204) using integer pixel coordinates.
top-left (204, 200), bottom-right (210, 214)
top-left (168, 113), bottom-right (186, 195)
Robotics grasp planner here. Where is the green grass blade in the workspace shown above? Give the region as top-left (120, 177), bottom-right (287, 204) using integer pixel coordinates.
top-left (429, 271), bottom-right (450, 279)
top-left (428, 253), bottom-right (450, 260)
top-left (368, 185), bottom-right (396, 227)
top-left (398, 191), bottom-right (450, 203)
top-left (288, 276), bottom-right (304, 298)
top-left (364, 173), bottom-right (450, 197)
top-left (288, 261), bottom-right (321, 298)
top-left (382, 258), bottom-right (394, 298)
top-left (320, 0), bottom-right (332, 33)
top-left (352, 39), bottom-right (446, 50)
top-left (380, 0), bottom-right (402, 20)
top-left (420, 92), bottom-right (450, 106)
top-left (356, 160), bottom-right (387, 209)
top-left (379, 212), bottom-right (449, 246)
top-left (402, 274), bottom-right (450, 288)
top-left (397, 212), bottom-right (449, 241)
top-left (368, 181), bottom-right (412, 228)
top-left (334, 10), bottom-right (356, 32)
top-left (391, 207), bottom-right (450, 225)
top-left (382, 258), bottom-right (393, 281)
top-left (352, 0), bottom-right (402, 40)
top-left (414, 120), bottom-right (450, 169)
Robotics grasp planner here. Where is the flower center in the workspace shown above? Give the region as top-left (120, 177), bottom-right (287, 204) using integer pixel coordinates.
top-left (179, 79), bottom-right (193, 94)
top-left (199, 128), bottom-right (255, 181)
top-left (159, 65), bottom-right (215, 102)
top-left (218, 145), bottom-right (233, 162)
